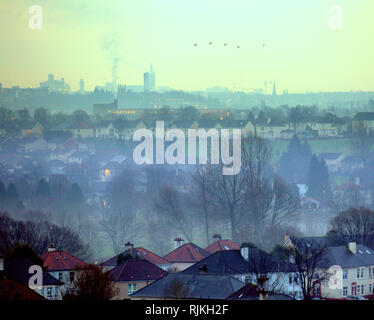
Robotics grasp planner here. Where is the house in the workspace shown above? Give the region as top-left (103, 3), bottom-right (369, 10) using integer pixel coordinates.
top-left (0, 280), bottom-right (45, 300)
top-left (122, 120), bottom-right (148, 140)
top-left (71, 123), bottom-right (95, 139)
top-left (352, 112), bottom-right (374, 134)
top-left (282, 237), bottom-right (374, 299)
top-left (318, 153), bottom-right (346, 172)
top-left (316, 120), bottom-right (337, 137)
top-left (42, 245), bottom-right (88, 295)
top-left (95, 122), bottom-right (118, 139)
top-left (108, 259), bottom-right (168, 300)
top-left (315, 242), bottom-right (374, 299)
top-left (163, 238), bottom-right (210, 272)
top-left (4, 259), bottom-right (64, 300)
top-left (265, 119), bottom-right (288, 139)
top-left (300, 197), bottom-right (320, 210)
top-left (101, 246), bottom-right (170, 272)
top-left (22, 137), bottom-right (49, 153)
top-left (21, 122), bottom-right (44, 137)
top-left (205, 239), bottom-right (240, 254)
top-left (181, 247), bottom-right (302, 299)
top-left (130, 273), bottom-right (244, 300)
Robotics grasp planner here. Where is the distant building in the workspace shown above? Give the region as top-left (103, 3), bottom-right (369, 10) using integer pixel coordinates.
top-left (352, 112), bottom-right (374, 134)
top-left (40, 74), bottom-right (71, 93)
top-left (144, 64), bottom-right (156, 92)
top-left (93, 99), bottom-right (118, 116)
top-left (79, 79), bottom-right (85, 94)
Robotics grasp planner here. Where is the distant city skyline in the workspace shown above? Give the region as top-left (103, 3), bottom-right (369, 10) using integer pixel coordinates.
top-left (0, 1), bottom-right (373, 93)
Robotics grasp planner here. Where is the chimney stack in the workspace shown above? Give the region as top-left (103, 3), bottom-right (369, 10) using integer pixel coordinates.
top-left (257, 274), bottom-right (269, 300)
top-left (174, 237), bottom-right (184, 249)
top-left (240, 245), bottom-right (249, 262)
top-left (48, 244), bottom-right (56, 252)
top-left (349, 242), bottom-right (357, 254)
top-left (213, 233), bottom-right (222, 241)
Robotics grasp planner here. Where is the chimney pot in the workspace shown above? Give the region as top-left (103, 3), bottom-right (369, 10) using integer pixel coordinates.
top-left (349, 242), bottom-right (357, 254)
top-left (174, 237), bottom-right (184, 249)
top-left (48, 244), bottom-right (56, 252)
top-left (240, 246), bottom-right (249, 262)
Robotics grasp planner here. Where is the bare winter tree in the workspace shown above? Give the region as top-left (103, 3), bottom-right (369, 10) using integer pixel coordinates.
top-left (241, 136), bottom-right (299, 243)
top-left (203, 163), bottom-right (247, 242)
top-left (246, 246), bottom-right (291, 294)
top-left (327, 207), bottom-right (374, 248)
top-left (190, 166), bottom-right (216, 246)
top-left (155, 184), bottom-right (193, 242)
top-left (197, 135), bottom-right (299, 243)
top-left (100, 208), bottom-right (137, 255)
top-left (0, 212), bottom-right (91, 259)
top-left (290, 237), bottom-right (330, 300)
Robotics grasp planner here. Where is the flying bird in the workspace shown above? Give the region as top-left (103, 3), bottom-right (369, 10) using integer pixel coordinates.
top-left (224, 43), bottom-right (227, 46)
top-left (209, 42), bottom-right (212, 45)
top-left (194, 43), bottom-right (197, 47)
top-left (237, 45), bottom-right (240, 48)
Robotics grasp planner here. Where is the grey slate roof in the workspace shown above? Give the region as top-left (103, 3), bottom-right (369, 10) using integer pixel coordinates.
top-left (353, 112), bottom-right (374, 121)
top-left (325, 244), bottom-right (374, 269)
top-left (181, 249), bottom-right (296, 275)
top-left (130, 273), bottom-right (244, 299)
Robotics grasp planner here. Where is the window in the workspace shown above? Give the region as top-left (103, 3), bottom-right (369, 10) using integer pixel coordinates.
top-left (54, 287), bottom-right (59, 298)
top-left (357, 268), bottom-right (360, 278)
top-left (128, 283), bottom-right (137, 295)
top-left (58, 273), bottom-right (63, 282)
top-left (343, 286), bottom-right (348, 296)
top-left (289, 274), bottom-right (292, 284)
top-left (41, 288), bottom-right (44, 296)
top-left (47, 287), bottom-right (52, 299)
top-left (361, 268), bottom-right (365, 278)
top-left (370, 268), bottom-right (372, 277)
top-left (343, 270), bottom-right (348, 280)
top-left (361, 285), bottom-right (365, 294)
top-left (69, 272), bottom-right (75, 282)
top-left (358, 285), bottom-right (360, 294)
top-left (370, 284), bottom-right (372, 294)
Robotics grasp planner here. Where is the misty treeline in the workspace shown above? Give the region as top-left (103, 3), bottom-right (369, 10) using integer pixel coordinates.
top-left (0, 212), bottom-right (90, 259)
top-left (1, 99), bottom-right (374, 138)
top-left (0, 178), bottom-right (85, 214)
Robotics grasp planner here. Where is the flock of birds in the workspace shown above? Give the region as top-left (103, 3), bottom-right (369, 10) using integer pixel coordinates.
top-left (193, 42), bottom-right (266, 48)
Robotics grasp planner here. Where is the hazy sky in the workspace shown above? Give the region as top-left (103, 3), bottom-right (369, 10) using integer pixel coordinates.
top-left (0, 0), bottom-right (373, 93)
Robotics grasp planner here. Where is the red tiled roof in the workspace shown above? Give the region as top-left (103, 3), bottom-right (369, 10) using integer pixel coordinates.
top-left (42, 250), bottom-right (88, 271)
top-left (108, 260), bottom-right (168, 282)
top-left (101, 247), bottom-right (168, 267)
top-left (0, 280), bottom-right (45, 300)
top-left (205, 240), bottom-right (240, 254)
top-left (163, 243), bottom-right (210, 263)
